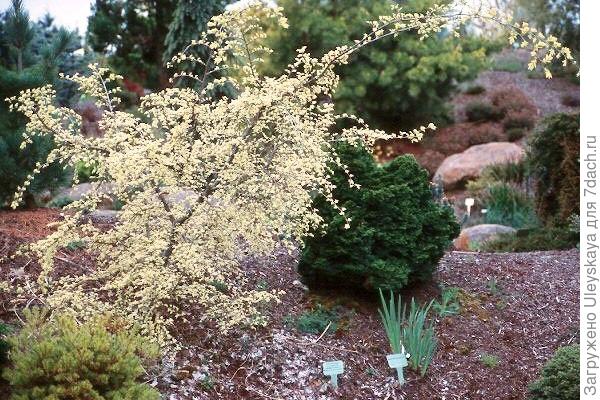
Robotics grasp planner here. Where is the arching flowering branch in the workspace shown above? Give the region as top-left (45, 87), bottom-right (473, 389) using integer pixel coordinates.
top-left (7, 0), bottom-right (575, 348)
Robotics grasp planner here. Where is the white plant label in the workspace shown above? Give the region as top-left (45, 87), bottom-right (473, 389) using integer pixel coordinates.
top-left (322, 360), bottom-right (344, 388)
top-left (387, 353), bottom-right (409, 385)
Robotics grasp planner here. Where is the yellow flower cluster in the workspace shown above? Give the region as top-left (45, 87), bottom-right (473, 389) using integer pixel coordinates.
top-left (8, 1), bottom-right (574, 349)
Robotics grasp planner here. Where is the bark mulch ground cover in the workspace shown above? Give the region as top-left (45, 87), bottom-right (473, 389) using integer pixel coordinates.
top-left (0, 210), bottom-right (579, 399)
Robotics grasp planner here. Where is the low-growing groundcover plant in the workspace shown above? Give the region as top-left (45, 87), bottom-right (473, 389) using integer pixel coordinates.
top-left (298, 144), bottom-right (460, 292)
top-left (528, 344), bottom-right (579, 400)
top-left (295, 303), bottom-right (346, 334)
top-left (479, 353), bottom-right (500, 368)
top-left (2, 309), bottom-right (160, 400)
top-left (432, 286), bottom-right (460, 318)
top-left (6, 1), bottom-right (576, 349)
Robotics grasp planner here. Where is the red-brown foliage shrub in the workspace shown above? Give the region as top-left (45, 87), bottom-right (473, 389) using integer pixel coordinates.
top-left (503, 109), bottom-right (535, 130)
top-left (490, 86), bottom-right (537, 116)
top-left (74, 101), bottom-right (104, 138)
top-left (422, 123), bottom-right (472, 155)
top-left (423, 122), bottom-right (506, 155)
top-left (416, 150), bottom-right (446, 175)
top-left (561, 93), bottom-right (579, 107)
top-left (468, 123), bottom-right (506, 146)
top-left (123, 78), bottom-right (145, 99)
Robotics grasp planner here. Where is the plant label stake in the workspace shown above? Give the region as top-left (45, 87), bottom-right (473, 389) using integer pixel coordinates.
top-left (387, 353), bottom-right (409, 385)
top-left (322, 360), bottom-right (344, 389)
top-left (465, 197), bottom-right (475, 216)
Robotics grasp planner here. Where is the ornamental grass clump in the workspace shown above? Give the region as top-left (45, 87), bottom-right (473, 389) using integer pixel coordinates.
top-left (481, 183), bottom-right (539, 229)
top-left (7, 1), bottom-right (576, 349)
top-left (378, 290), bottom-right (437, 376)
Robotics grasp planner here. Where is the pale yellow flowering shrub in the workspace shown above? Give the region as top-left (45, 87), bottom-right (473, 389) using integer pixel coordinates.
top-left (7, 1), bottom-right (575, 348)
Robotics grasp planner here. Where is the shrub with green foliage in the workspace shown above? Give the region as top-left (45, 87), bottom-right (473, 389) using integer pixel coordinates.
top-left (2, 309), bottom-right (160, 400)
top-left (529, 344), bottom-right (579, 400)
top-left (0, 322), bottom-right (10, 365)
top-left (74, 160), bottom-right (99, 183)
top-left (527, 113), bottom-right (580, 225)
top-left (298, 144), bottom-right (460, 292)
top-left (88, 0), bottom-right (230, 92)
top-left (506, 127), bottom-right (526, 142)
top-left (0, 67), bottom-right (68, 207)
top-left (465, 101), bottom-right (504, 122)
top-left (262, 0), bottom-right (489, 131)
top-left (0, 0), bottom-right (81, 207)
top-left (463, 84), bottom-right (486, 95)
top-left (87, 0), bottom-right (176, 90)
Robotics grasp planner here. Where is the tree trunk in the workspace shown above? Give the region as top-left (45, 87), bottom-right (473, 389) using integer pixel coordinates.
top-left (24, 193), bottom-right (37, 209)
top-left (17, 49), bottom-right (23, 73)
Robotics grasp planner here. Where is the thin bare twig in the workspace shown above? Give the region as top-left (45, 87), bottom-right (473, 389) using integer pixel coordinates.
top-left (313, 321), bottom-right (332, 343)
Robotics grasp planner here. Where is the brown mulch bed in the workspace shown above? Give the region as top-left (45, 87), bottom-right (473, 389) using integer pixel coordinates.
top-left (0, 210), bottom-right (579, 399)
top-left (163, 248), bottom-right (578, 400)
top-left (0, 209), bottom-right (62, 316)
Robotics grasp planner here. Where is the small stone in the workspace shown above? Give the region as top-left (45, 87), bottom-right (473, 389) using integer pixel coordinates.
top-left (292, 280), bottom-right (309, 291)
top-left (84, 210), bottom-right (120, 224)
top-left (174, 369), bottom-right (191, 381)
top-left (319, 383), bottom-right (329, 393)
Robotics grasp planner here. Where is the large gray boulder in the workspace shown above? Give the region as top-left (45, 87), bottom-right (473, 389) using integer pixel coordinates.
top-left (51, 182), bottom-right (117, 209)
top-left (434, 142), bottom-right (524, 189)
top-left (454, 224), bottom-right (517, 250)
top-left (84, 210), bottom-right (121, 224)
top-left (162, 189), bottom-right (199, 212)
